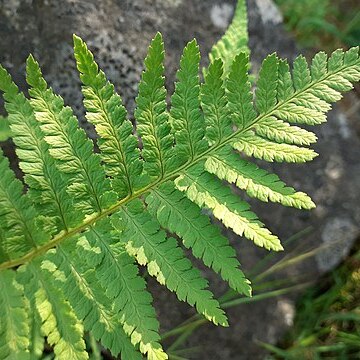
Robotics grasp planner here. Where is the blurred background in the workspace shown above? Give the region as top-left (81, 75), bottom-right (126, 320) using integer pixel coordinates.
top-left (276, 0), bottom-right (359, 49)
top-left (0, 0), bottom-right (359, 359)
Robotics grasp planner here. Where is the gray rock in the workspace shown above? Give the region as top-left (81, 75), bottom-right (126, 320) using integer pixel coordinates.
top-left (0, 0), bottom-right (359, 358)
top-left (255, 0), bottom-right (283, 25)
top-left (317, 217), bottom-right (358, 272)
top-left (210, 3), bottom-right (234, 30)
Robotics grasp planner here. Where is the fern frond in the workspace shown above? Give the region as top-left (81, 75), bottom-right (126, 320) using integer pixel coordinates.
top-left (26, 56), bottom-right (117, 214)
top-left (201, 59), bottom-right (232, 146)
top-left (44, 245), bottom-right (142, 359)
top-left (175, 164), bottom-right (283, 251)
top-left (209, 0), bottom-right (249, 74)
top-left (0, 116), bottom-right (10, 142)
top-left (273, 47), bottom-right (359, 127)
top-left (27, 291), bottom-right (44, 359)
top-left (0, 150), bottom-right (49, 258)
top-left (146, 183), bottom-right (252, 296)
top-left (205, 148), bottom-right (315, 209)
top-left (256, 54), bottom-right (279, 113)
top-left (232, 131), bottom-right (318, 163)
top-left (226, 53), bottom-right (256, 129)
top-left (77, 219), bottom-right (166, 359)
top-left (135, 32), bottom-right (174, 178)
top-left (0, 270), bottom-right (29, 359)
top-left (170, 39), bottom-right (208, 162)
top-left (0, 65), bottom-right (79, 234)
top-left (116, 200), bottom-right (228, 326)
top-left (254, 116), bottom-right (317, 146)
top-left (0, 21), bottom-right (359, 360)
top-left (293, 55), bottom-right (312, 91)
top-left (18, 262), bottom-right (88, 360)
top-left (73, 35), bottom-right (144, 198)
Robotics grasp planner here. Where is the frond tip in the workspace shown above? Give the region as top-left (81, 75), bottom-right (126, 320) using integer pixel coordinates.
top-left (0, 18), bottom-right (359, 360)
top-left (209, 0), bottom-right (250, 75)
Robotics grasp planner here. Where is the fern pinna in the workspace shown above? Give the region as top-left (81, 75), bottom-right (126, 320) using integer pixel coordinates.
top-left (0, 0), bottom-right (360, 358)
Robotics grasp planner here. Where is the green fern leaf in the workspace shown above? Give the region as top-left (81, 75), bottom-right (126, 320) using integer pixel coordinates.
top-left (310, 51), bottom-right (328, 80)
top-left (26, 56), bottom-right (117, 214)
top-left (146, 182), bottom-right (252, 296)
top-left (290, 93), bottom-right (331, 115)
top-left (201, 59), bottom-right (232, 145)
top-left (0, 116), bottom-right (10, 142)
top-left (256, 54), bottom-right (279, 113)
top-left (175, 164), bottom-right (283, 251)
top-left (73, 35), bottom-right (144, 198)
top-left (115, 200), bottom-right (228, 326)
top-left (0, 14), bottom-right (359, 358)
top-left (77, 219), bottom-right (166, 359)
top-left (226, 53), bottom-right (256, 129)
top-left (0, 150), bottom-right (49, 258)
top-left (0, 66), bottom-right (79, 234)
top-left (254, 116), bottom-right (317, 146)
top-left (205, 148), bottom-right (315, 209)
top-left (293, 55), bottom-right (312, 91)
top-left (277, 59), bottom-right (295, 102)
top-left (274, 104), bottom-right (327, 125)
top-left (135, 32), bottom-right (174, 178)
top-left (27, 292), bottom-right (44, 359)
top-left (232, 131), bottom-right (318, 163)
top-left (44, 245), bottom-right (142, 359)
top-left (209, 0), bottom-right (249, 74)
top-left (171, 39), bottom-right (208, 162)
top-left (18, 262), bottom-right (88, 360)
top-left (0, 270), bottom-right (30, 359)
top-left (0, 229), bottom-right (8, 265)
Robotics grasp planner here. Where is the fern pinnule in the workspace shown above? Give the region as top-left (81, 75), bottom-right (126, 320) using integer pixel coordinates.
top-left (209, 0), bottom-right (250, 75)
top-left (0, 64), bottom-right (77, 236)
top-left (171, 39), bottom-right (208, 162)
top-left (0, 149), bottom-right (51, 258)
top-left (226, 53), bottom-right (257, 129)
top-left (175, 163), bottom-right (283, 251)
top-left (27, 55), bottom-right (117, 215)
top-left (0, 116), bottom-right (10, 142)
top-left (201, 59), bottom-right (232, 146)
top-left (115, 200), bottom-right (228, 327)
top-left (73, 35), bottom-right (144, 199)
top-left (146, 183), bottom-right (252, 296)
top-left (205, 149), bottom-right (315, 209)
top-left (0, 270), bottom-right (30, 359)
top-left (77, 219), bottom-right (165, 359)
top-left (254, 116), bottom-right (318, 146)
top-left (19, 261), bottom-right (88, 360)
top-left (135, 32), bottom-right (174, 178)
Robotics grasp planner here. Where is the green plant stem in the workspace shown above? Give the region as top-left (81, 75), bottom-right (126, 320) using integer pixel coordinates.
top-left (167, 323), bottom-right (205, 352)
top-left (256, 236), bottom-right (347, 282)
top-left (162, 319), bottom-right (205, 341)
top-left (162, 282), bottom-right (311, 346)
top-left (222, 282), bottom-right (311, 309)
top-left (248, 226), bottom-right (313, 278)
top-left (168, 354), bottom-right (188, 360)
